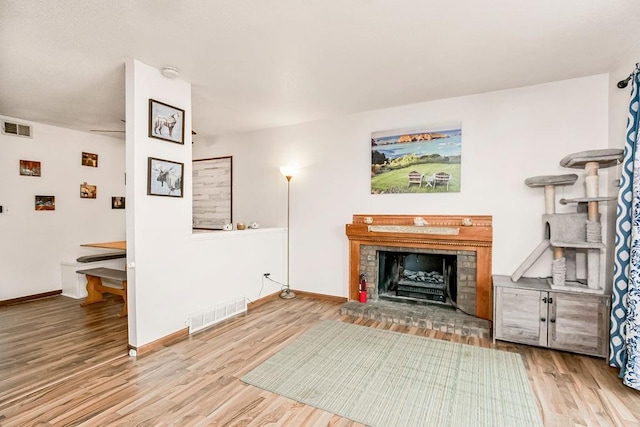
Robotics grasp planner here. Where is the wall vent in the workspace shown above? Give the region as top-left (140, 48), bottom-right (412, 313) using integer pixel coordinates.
top-left (187, 297), bottom-right (247, 334)
top-left (2, 120), bottom-right (32, 138)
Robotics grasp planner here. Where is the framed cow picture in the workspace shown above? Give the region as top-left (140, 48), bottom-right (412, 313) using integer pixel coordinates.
top-left (148, 99), bottom-right (185, 144)
top-left (147, 157), bottom-right (184, 197)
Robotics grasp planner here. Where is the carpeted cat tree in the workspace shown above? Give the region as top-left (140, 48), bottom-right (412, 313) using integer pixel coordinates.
top-left (511, 148), bottom-right (623, 293)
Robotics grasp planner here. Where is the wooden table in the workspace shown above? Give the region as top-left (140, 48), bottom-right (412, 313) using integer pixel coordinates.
top-left (81, 241), bottom-right (126, 250)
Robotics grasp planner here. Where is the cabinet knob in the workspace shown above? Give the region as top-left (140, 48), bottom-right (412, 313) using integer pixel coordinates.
top-left (542, 297), bottom-right (547, 303)
top-left (550, 319), bottom-right (556, 323)
top-left (548, 297), bottom-right (553, 304)
top-left (541, 317), bottom-right (546, 322)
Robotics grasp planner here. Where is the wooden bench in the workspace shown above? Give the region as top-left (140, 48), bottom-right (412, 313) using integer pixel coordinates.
top-left (76, 251), bottom-right (126, 263)
top-left (77, 267), bottom-right (128, 317)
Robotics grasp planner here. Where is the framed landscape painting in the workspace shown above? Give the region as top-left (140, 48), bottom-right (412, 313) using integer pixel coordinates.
top-left (148, 157), bottom-right (184, 197)
top-left (148, 99), bottom-right (185, 144)
top-left (371, 123), bottom-right (462, 194)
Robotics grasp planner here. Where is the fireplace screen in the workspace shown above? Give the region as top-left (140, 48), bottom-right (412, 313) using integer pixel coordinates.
top-left (377, 251), bottom-right (457, 306)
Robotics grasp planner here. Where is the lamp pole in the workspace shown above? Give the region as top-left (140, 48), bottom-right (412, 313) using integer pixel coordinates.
top-left (280, 168), bottom-right (296, 299)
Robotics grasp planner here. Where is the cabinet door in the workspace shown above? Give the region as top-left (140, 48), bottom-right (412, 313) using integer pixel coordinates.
top-left (547, 292), bottom-right (609, 358)
top-left (495, 287), bottom-right (547, 347)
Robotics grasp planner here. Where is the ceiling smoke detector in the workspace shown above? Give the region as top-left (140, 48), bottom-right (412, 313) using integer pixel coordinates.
top-left (161, 66), bottom-right (179, 79)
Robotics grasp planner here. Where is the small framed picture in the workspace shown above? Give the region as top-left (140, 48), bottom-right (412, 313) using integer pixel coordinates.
top-left (20, 160), bottom-right (41, 176)
top-left (148, 157), bottom-right (184, 197)
top-left (111, 196), bottom-right (125, 209)
top-left (35, 195), bottom-right (55, 211)
top-left (148, 99), bottom-right (185, 144)
top-left (82, 152), bottom-right (98, 167)
top-left (80, 182), bottom-right (97, 199)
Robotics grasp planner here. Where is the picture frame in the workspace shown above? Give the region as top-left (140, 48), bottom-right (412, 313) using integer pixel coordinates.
top-left (148, 99), bottom-right (185, 144)
top-left (192, 156), bottom-right (232, 229)
top-left (80, 182), bottom-right (97, 199)
top-left (111, 196), bottom-right (125, 209)
top-left (20, 160), bottom-right (41, 176)
top-left (82, 152), bottom-right (98, 167)
top-left (371, 123), bottom-right (462, 194)
top-left (35, 195), bottom-right (55, 211)
top-left (148, 157), bottom-right (184, 197)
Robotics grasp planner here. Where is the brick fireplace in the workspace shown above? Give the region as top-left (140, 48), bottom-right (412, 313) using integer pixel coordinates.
top-left (345, 214), bottom-right (493, 320)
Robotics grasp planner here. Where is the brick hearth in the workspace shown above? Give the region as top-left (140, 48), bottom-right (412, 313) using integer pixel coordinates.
top-left (340, 300), bottom-right (491, 339)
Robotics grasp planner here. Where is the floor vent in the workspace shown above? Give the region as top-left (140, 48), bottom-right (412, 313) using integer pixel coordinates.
top-left (2, 120), bottom-right (32, 138)
top-left (188, 297), bottom-right (247, 334)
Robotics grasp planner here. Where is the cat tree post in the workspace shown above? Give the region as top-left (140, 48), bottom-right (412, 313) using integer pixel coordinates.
top-left (544, 185), bottom-right (556, 214)
top-left (584, 161), bottom-right (599, 222)
top-left (545, 184), bottom-right (566, 261)
top-left (545, 184), bottom-right (567, 262)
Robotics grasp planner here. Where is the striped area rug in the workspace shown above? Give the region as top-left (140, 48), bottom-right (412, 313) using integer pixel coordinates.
top-left (242, 320), bottom-right (542, 426)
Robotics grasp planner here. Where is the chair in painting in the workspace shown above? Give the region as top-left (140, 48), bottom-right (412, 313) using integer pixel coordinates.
top-left (433, 172), bottom-right (451, 191)
top-left (407, 171), bottom-right (424, 187)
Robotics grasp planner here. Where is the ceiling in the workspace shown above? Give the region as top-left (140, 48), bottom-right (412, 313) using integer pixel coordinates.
top-left (1, 1), bottom-right (640, 140)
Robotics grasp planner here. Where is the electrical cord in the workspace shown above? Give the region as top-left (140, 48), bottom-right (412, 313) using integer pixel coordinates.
top-left (246, 275), bottom-right (286, 305)
top-left (443, 267), bottom-right (480, 319)
top-left (264, 275), bottom-right (287, 290)
top-left (258, 275), bottom-right (267, 298)
top-left (445, 290), bottom-right (475, 317)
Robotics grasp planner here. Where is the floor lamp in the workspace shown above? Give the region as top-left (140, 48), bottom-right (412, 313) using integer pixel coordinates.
top-left (279, 166), bottom-right (297, 299)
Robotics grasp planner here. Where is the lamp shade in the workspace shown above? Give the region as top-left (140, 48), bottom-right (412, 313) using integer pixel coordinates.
top-left (279, 166), bottom-right (298, 178)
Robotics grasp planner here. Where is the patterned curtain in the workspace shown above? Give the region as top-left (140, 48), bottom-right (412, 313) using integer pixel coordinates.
top-left (610, 64), bottom-right (640, 390)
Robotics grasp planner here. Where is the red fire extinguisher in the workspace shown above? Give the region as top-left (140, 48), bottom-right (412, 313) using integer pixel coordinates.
top-left (358, 274), bottom-right (367, 303)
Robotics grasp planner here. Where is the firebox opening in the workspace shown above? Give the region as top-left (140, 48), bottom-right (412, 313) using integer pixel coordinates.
top-left (377, 251), bottom-right (457, 307)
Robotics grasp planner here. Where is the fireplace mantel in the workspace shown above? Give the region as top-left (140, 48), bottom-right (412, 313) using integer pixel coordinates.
top-left (346, 214), bottom-right (493, 320)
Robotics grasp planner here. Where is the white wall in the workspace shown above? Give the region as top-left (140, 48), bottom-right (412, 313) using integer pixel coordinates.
top-left (0, 116), bottom-right (125, 300)
top-left (194, 74), bottom-right (611, 298)
top-left (126, 60), bottom-right (286, 347)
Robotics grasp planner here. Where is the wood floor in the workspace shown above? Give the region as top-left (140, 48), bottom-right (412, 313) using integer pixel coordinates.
top-left (0, 295), bottom-right (639, 426)
top-left (0, 294), bottom-right (128, 407)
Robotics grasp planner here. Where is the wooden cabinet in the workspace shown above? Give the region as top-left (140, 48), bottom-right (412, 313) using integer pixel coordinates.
top-left (493, 275), bottom-right (610, 358)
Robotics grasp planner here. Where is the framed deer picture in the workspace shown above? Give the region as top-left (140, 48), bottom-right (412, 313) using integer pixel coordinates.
top-left (147, 157), bottom-right (184, 197)
top-left (148, 99), bottom-right (185, 144)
